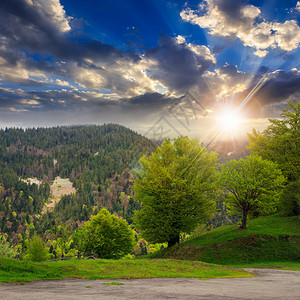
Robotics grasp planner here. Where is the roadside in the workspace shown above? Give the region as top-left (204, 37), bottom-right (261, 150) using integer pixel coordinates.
top-left (0, 268), bottom-right (299, 300)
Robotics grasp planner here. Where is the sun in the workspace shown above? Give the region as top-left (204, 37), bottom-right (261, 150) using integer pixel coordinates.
top-left (218, 109), bottom-right (242, 133)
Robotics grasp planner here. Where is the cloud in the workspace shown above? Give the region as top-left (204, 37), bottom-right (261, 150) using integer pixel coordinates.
top-left (199, 65), bottom-right (300, 120)
top-left (0, 42), bottom-right (48, 86)
top-left (273, 20), bottom-right (300, 51)
top-left (0, 0), bottom-right (134, 63)
top-left (143, 35), bottom-right (215, 93)
top-left (203, 64), bottom-right (253, 101)
top-left (24, 0), bottom-right (71, 32)
top-left (55, 79), bottom-right (70, 86)
top-left (0, 84), bottom-right (179, 129)
top-left (0, 0), bottom-right (71, 54)
top-left (181, 0), bottom-right (300, 56)
top-left (296, 1), bottom-right (300, 12)
top-left (254, 69), bottom-right (300, 105)
top-left (0, 0), bottom-right (218, 101)
top-left (126, 92), bottom-right (175, 112)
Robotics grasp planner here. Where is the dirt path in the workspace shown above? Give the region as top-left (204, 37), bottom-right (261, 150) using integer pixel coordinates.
top-left (1, 269), bottom-right (299, 299)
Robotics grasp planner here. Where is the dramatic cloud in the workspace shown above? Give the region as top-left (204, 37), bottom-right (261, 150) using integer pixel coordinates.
top-left (0, 0), bottom-right (299, 135)
top-left (0, 0), bottom-right (71, 54)
top-left (181, 0), bottom-right (300, 56)
top-left (203, 64), bottom-right (253, 101)
top-left (0, 0), bottom-right (134, 63)
top-left (143, 35), bottom-right (215, 93)
top-left (255, 69), bottom-right (300, 104)
top-left (0, 0), bottom-right (218, 99)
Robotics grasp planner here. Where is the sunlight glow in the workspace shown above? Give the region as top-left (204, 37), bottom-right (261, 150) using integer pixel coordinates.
top-left (218, 109), bottom-right (242, 132)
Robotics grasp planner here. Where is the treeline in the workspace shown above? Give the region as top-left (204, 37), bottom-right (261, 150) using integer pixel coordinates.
top-left (0, 124), bottom-right (155, 182)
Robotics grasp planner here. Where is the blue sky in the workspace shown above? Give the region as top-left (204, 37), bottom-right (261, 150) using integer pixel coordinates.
top-left (0, 0), bottom-right (300, 143)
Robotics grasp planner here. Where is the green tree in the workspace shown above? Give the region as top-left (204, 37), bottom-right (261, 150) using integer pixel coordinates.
top-left (133, 137), bottom-right (218, 248)
top-left (279, 179), bottom-right (300, 216)
top-left (248, 100), bottom-right (300, 181)
top-left (78, 208), bottom-right (135, 259)
top-left (219, 155), bottom-right (285, 229)
top-left (0, 234), bottom-right (19, 258)
top-left (26, 234), bottom-right (49, 262)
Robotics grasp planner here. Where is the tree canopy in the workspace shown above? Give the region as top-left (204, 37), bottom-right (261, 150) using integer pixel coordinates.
top-left (133, 136), bottom-right (218, 247)
top-left (76, 208), bottom-right (135, 259)
top-left (219, 155), bottom-right (285, 229)
top-left (248, 100), bottom-right (300, 181)
top-left (0, 234), bottom-right (19, 258)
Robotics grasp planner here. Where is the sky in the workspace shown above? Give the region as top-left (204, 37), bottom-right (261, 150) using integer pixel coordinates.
top-left (0, 0), bottom-right (300, 144)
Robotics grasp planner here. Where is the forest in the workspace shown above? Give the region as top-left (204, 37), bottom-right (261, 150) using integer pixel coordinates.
top-left (0, 101), bottom-right (299, 261)
top-left (0, 124), bottom-right (157, 258)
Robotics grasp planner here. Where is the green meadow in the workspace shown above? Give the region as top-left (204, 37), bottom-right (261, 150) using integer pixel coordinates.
top-left (0, 257), bottom-right (252, 284)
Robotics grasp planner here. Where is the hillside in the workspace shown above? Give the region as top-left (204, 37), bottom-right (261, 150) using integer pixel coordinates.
top-left (207, 139), bottom-right (250, 163)
top-left (0, 124), bottom-right (156, 248)
top-left (152, 214), bottom-right (300, 265)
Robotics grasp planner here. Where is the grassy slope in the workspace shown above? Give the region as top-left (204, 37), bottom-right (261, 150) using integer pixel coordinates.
top-left (226, 261), bottom-right (300, 270)
top-left (0, 258), bottom-right (252, 284)
top-left (153, 214), bottom-right (300, 265)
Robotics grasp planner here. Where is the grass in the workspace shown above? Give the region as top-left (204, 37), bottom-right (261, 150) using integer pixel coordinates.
top-left (151, 214), bottom-right (300, 265)
top-left (0, 257), bottom-right (252, 284)
top-left (102, 282), bottom-right (124, 285)
top-left (226, 261), bottom-right (300, 271)
top-left (185, 214), bottom-right (300, 246)
top-left (0, 257), bottom-right (63, 283)
top-left (1, 214), bottom-right (298, 284)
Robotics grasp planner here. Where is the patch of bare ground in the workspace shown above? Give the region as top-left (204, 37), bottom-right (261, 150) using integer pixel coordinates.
top-left (21, 177), bottom-right (42, 187)
top-left (42, 176), bottom-right (76, 213)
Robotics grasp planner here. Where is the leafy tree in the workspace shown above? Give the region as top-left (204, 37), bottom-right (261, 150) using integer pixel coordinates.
top-left (279, 179), bottom-right (300, 216)
top-left (26, 234), bottom-right (49, 262)
top-left (72, 227), bottom-right (89, 256)
top-left (133, 137), bottom-right (218, 248)
top-left (248, 100), bottom-right (300, 181)
top-left (77, 208), bottom-right (135, 259)
top-left (0, 234), bottom-right (19, 258)
top-left (219, 155), bottom-right (285, 229)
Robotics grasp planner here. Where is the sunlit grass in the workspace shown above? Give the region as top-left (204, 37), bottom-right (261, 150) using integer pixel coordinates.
top-left (0, 257), bottom-right (252, 284)
top-left (185, 214), bottom-right (300, 246)
top-left (150, 214), bottom-right (300, 265)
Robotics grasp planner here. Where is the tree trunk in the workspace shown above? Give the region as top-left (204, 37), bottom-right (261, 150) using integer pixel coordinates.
top-left (168, 234), bottom-right (180, 248)
top-left (240, 208), bottom-right (248, 229)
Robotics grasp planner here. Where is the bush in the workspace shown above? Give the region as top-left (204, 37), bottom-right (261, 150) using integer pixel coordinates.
top-left (0, 234), bottom-right (19, 258)
top-left (75, 208), bottom-right (135, 259)
top-left (26, 234), bottom-right (49, 262)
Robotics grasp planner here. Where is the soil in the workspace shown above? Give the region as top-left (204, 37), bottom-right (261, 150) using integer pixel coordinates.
top-left (42, 176), bottom-right (76, 213)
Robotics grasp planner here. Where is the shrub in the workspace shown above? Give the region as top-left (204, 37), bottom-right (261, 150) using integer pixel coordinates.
top-left (26, 234), bottom-right (49, 262)
top-left (0, 234), bottom-right (19, 258)
top-left (75, 208), bottom-right (135, 259)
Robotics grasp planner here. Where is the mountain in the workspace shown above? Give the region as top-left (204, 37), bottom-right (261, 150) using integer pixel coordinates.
top-left (0, 124), bottom-right (156, 246)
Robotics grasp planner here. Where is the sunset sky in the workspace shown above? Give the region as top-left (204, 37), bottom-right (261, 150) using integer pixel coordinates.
top-left (0, 0), bottom-right (300, 144)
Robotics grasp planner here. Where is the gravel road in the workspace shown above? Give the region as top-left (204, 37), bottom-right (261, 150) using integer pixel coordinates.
top-left (1, 268), bottom-right (299, 300)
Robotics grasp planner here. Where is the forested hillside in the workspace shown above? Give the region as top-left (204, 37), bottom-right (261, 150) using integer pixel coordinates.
top-left (0, 124), bottom-right (156, 250)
